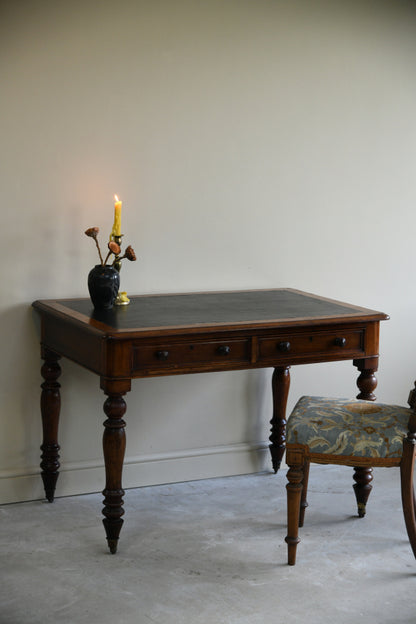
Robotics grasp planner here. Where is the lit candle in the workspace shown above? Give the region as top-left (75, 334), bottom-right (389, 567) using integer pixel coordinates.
top-left (112, 194), bottom-right (122, 237)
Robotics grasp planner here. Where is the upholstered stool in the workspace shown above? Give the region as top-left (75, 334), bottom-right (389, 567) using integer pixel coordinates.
top-left (284, 394), bottom-right (416, 565)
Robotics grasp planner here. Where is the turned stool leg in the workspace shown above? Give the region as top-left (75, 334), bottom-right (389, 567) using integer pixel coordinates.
top-left (299, 460), bottom-right (310, 527)
top-left (400, 434), bottom-right (416, 558)
top-left (353, 467), bottom-right (373, 517)
top-left (285, 456), bottom-right (304, 565)
top-left (40, 348), bottom-right (61, 502)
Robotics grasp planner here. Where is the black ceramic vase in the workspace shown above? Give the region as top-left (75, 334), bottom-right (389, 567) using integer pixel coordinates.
top-left (88, 265), bottom-right (120, 309)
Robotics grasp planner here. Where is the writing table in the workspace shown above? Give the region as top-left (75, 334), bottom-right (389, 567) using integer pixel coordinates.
top-left (32, 288), bottom-right (388, 553)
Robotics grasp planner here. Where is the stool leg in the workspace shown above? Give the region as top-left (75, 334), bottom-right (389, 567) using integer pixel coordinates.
top-left (285, 461), bottom-right (304, 565)
top-left (400, 436), bottom-right (416, 558)
top-left (299, 460), bottom-right (310, 527)
top-left (353, 467), bottom-right (373, 517)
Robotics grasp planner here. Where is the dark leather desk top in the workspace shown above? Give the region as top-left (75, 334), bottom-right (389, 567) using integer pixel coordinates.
top-left (34, 288), bottom-right (388, 335)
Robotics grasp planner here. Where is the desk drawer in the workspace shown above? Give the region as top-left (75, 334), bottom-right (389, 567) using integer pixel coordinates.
top-left (132, 338), bottom-right (250, 372)
top-left (258, 329), bottom-right (365, 361)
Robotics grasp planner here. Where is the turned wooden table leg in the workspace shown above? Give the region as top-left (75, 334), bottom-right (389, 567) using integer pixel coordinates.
top-left (269, 366), bottom-right (290, 473)
top-left (40, 347), bottom-right (62, 502)
top-left (354, 357), bottom-right (378, 402)
top-left (101, 379), bottom-right (131, 554)
top-left (353, 357), bottom-right (378, 516)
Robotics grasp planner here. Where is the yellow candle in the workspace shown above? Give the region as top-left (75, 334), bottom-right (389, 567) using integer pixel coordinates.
top-left (112, 194), bottom-right (122, 237)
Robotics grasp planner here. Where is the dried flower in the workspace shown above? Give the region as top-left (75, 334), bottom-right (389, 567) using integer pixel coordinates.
top-left (124, 245), bottom-right (136, 261)
top-left (108, 241), bottom-right (121, 255)
top-left (85, 226), bottom-right (104, 264)
top-left (85, 227), bottom-right (99, 238)
top-left (103, 240), bottom-right (122, 266)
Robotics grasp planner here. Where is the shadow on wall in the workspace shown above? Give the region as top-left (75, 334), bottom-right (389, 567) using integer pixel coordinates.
top-left (244, 368), bottom-right (272, 449)
top-left (0, 305), bottom-right (44, 472)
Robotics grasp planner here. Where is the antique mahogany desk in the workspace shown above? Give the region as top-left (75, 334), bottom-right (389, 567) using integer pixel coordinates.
top-left (32, 289), bottom-right (388, 553)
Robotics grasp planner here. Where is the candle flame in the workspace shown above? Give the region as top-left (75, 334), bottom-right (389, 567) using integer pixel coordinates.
top-left (114, 194), bottom-right (119, 202)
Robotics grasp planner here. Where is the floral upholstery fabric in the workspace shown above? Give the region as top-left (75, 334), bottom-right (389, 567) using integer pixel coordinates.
top-left (287, 396), bottom-right (411, 458)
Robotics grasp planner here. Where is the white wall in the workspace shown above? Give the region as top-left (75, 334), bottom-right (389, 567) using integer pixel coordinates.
top-left (1, 0), bottom-right (416, 503)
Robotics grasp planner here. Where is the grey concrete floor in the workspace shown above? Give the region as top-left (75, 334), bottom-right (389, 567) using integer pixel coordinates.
top-left (1, 465), bottom-right (415, 624)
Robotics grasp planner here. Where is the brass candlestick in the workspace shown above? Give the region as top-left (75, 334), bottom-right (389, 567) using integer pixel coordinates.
top-left (112, 234), bottom-right (130, 306)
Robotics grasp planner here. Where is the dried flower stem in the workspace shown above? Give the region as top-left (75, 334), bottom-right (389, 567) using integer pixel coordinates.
top-left (94, 238), bottom-right (104, 265)
top-left (103, 251), bottom-right (114, 265)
